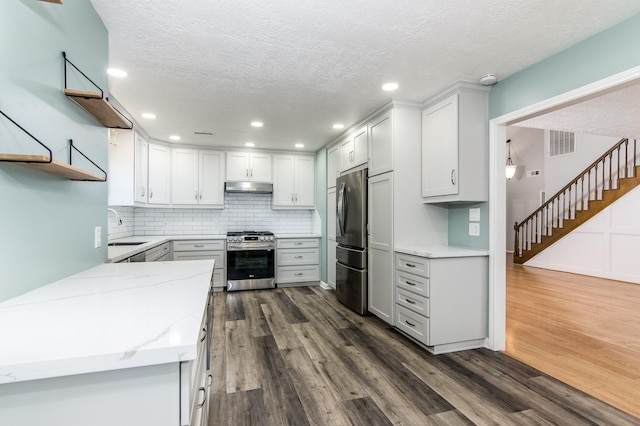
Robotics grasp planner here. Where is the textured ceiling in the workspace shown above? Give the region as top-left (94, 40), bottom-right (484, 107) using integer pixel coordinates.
top-left (515, 83), bottom-right (640, 139)
top-left (89, 0), bottom-right (640, 152)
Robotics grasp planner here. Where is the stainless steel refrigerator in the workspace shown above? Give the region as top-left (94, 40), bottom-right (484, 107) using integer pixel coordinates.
top-left (336, 168), bottom-right (368, 315)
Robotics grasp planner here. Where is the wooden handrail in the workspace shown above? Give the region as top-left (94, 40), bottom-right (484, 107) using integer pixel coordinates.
top-left (514, 138), bottom-right (637, 259)
top-left (516, 138), bottom-right (629, 228)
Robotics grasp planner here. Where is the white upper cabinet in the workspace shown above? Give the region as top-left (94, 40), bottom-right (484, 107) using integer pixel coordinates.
top-left (273, 154), bottom-right (315, 209)
top-left (172, 148), bottom-right (224, 207)
top-left (226, 151), bottom-right (272, 182)
top-left (340, 125), bottom-right (368, 171)
top-left (327, 145), bottom-right (341, 189)
top-left (107, 130), bottom-right (150, 206)
top-left (147, 143), bottom-right (171, 205)
top-left (134, 134), bottom-right (149, 204)
top-left (368, 110), bottom-right (393, 177)
top-left (421, 83), bottom-right (489, 203)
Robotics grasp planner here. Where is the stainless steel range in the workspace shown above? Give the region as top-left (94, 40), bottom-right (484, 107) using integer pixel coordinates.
top-left (226, 231), bottom-right (276, 291)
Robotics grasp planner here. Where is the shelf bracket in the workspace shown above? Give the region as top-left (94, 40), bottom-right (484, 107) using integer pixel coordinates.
top-left (69, 139), bottom-right (107, 181)
top-left (0, 109), bottom-right (52, 164)
top-left (62, 52), bottom-right (133, 130)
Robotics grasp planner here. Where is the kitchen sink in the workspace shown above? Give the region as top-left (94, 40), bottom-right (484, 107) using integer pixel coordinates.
top-left (108, 242), bottom-right (146, 246)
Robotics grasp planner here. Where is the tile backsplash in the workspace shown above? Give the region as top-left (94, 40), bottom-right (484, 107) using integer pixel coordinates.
top-left (108, 193), bottom-right (320, 239)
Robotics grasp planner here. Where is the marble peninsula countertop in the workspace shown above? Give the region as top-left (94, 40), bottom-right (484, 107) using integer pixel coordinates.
top-left (0, 260), bottom-right (214, 384)
top-left (395, 245), bottom-right (489, 258)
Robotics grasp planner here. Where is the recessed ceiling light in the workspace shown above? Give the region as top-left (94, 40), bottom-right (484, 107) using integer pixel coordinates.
top-left (251, 121), bottom-right (263, 128)
top-left (294, 143), bottom-right (304, 148)
top-left (382, 82), bottom-right (399, 91)
top-left (141, 112), bottom-right (156, 119)
top-left (332, 123), bottom-right (344, 129)
top-left (169, 135), bottom-right (181, 141)
top-left (107, 68), bottom-right (128, 78)
top-left (245, 142), bottom-right (255, 147)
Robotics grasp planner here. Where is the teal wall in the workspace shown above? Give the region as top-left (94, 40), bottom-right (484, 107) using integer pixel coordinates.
top-left (448, 12), bottom-right (640, 250)
top-left (448, 202), bottom-right (489, 249)
top-left (315, 147), bottom-right (328, 282)
top-left (0, 2), bottom-right (108, 301)
top-left (490, 12), bottom-right (640, 119)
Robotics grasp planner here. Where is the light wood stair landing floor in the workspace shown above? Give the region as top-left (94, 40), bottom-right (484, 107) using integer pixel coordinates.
top-left (506, 253), bottom-right (640, 419)
top-left (210, 286), bottom-right (639, 425)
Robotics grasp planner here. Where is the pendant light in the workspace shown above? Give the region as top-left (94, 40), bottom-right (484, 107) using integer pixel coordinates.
top-left (506, 139), bottom-right (517, 179)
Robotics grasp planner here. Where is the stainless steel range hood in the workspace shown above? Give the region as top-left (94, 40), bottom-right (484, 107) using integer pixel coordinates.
top-left (224, 181), bottom-right (273, 194)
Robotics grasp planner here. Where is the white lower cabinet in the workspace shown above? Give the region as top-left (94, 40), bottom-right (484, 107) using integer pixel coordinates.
top-left (276, 238), bottom-right (320, 285)
top-left (368, 172), bottom-right (394, 324)
top-left (172, 239), bottom-right (226, 291)
top-left (181, 313), bottom-right (210, 426)
top-left (394, 252), bottom-right (488, 354)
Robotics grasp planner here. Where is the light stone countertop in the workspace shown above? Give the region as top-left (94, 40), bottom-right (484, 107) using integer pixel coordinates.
top-left (0, 260), bottom-right (214, 384)
top-left (395, 245), bottom-right (489, 258)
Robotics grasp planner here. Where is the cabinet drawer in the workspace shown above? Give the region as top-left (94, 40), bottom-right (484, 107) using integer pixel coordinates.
top-left (277, 265), bottom-right (320, 283)
top-left (395, 305), bottom-right (429, 345)
top-left (395, 270), bottom-right (429, 297)
top-left (396, 287), bottom-right (430, 317)
top-left (277, 248), bottom-right (320, 266)
top-left (396, 253), bottom-right (429, 276)
top-left (173, 240), bottom-right (224, 251)
top-left (276, 238), bottom-right (319, 249)
top-left (173, 250), bottom-right (224, 266)
top-left (145, 242), bottom-right (170, 262)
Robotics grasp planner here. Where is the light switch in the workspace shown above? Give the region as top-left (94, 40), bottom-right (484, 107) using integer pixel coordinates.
top-left (95, 226), bottom-right (102, 248)
top-left (469, 208), bottom-right (481, 222)
top-left (469, 223), bottom-right (480, 237)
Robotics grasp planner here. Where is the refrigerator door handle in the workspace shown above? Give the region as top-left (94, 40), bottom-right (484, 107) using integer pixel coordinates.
top-left (337, 182), bottom-right (347, 237)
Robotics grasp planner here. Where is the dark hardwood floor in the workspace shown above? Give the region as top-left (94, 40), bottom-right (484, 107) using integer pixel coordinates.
top-left (210, 286), bottom-right (639, 425)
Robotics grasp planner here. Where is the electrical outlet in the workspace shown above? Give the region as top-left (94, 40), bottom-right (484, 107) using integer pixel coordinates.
top-left (469, 223), bottom-right (480, 237)
top-left (469, 208), bottom-right (481, 222)
top-left (95, 226), bottom-right (102, 248)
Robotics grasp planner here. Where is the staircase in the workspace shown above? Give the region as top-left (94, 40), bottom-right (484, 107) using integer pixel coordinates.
top-left (513, 138), bottom-right (640, 264)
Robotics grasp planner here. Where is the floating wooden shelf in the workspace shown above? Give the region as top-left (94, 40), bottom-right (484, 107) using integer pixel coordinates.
top-left (38, 0), bottom-right (63, 3)
top-left (0, 154), bottom-right (106, 181)
top-left (64, 89), bottom-right (133, 130)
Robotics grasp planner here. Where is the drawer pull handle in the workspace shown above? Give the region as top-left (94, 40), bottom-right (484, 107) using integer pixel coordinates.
top-left (294, 256), bottom-right (303, 259)
top-left (294, 242), bottom-right (303, 245)
top-left (405, 281), bottom-right (416, 286)
top-left (194, 244), bottom-right (205, 248)
top-left (405, 320), bottom-right (416, 327)
top-left (406, 263), bottom-right (416, 268)
top-left (405, 298), bottom-right (416, 304)
top-left (196, 387), bottom-right (207, 408)
top-left (294, 272), bottom-right (304, 276)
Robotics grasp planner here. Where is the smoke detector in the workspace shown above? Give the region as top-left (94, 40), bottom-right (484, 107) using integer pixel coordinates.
top-left (480, 74), bottom-right (498, 86)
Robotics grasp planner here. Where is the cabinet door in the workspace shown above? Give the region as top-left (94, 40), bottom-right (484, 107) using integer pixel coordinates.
top-left (273, 155), bottom-right (295, 206)
top-left (148, 143), bottom-right (170, 204)
top-left (327, 145), bottom-right (340, 188)
top-left (134, 134), bottom-right (148, 204)
top-left (199, 150), bottom-right (224, 206)
top-left (249, 152), bottom-right (272, 182)
top-left (368, 172), bottom-right (394, 324)
top-left (421, 93), bottom-right (458, 198)
top-left (171, 148), bottom-right (199, 205)
top-left (351, 126), bottom-right (368, 167)
top-left (226, 152), bottom-right (250, 181)
top-left (368, 111), bottom-right (393, 176)
top-left (293, 156), bottom-right (315, 207)
top-left (340, 136), bottom-right (353, 171)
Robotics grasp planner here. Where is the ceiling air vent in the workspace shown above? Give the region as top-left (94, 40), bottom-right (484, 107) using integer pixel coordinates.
top-left (549, 130), bottom-right (575, 157)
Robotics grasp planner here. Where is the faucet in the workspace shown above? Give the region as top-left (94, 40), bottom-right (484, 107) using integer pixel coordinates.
top-left (107, 208), bottom-right (122, 226)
